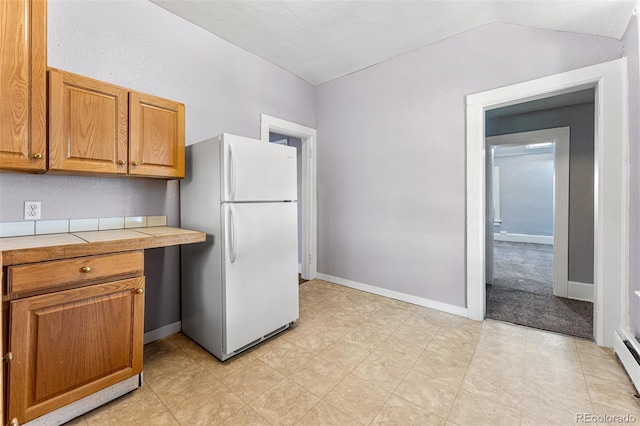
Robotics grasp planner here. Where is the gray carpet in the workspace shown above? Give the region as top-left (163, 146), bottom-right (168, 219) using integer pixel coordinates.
top-left (486, 241), bottom-right (594, 340)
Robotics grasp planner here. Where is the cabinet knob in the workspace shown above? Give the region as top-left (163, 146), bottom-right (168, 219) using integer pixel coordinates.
top-left (4, 352), bottom-right (13, 362)
top-left (117, 159), bottom-right (126, 166)
top-left (32, 153), bottom-right (43, 160)
top-left (131, 160), bottom-right (140, 167)
top-left (9, 417), bottom-right (18, 426)
top-left (80, 266), bottom-right (91, 273)
top-left (135, 288), bottom-right (144, 294)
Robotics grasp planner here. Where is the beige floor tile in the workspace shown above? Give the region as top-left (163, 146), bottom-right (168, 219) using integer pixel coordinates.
top-left (258, 339), bottom-right (314, 375)
top-left (285, 326), bottom-right (343, 353)
top-left (526, 329), bottom-right (578, 354)
top-left (436, 325), bottom-right (482, 345)
top-left (318, 339), bottom-right (370, 371)
top-left (393, 370), bottom-right (458, 418)
top-left (324, 374), bottom-right (391, 425)
top-left (426, 333), bottom-right (478, 364)
top-left (390, 323), bottom-right (436, 348)
top-left (84, 385), bottom-right (166, 425)
top-left (374, 335), bottom-right (425, 367)
top-left (196, 348), bottom-right (257, 380)
top-left (411, 349), bottom-right (469, 388)
top-left (592, 401), bottom-right (640, 420)
top-left (469, 343), bottom-right (526, 378)
top-left (297, 400), bottom-right (361, 425)
top-left (584, 374), bottom-right (640, 414)
top-left (64, 416), bottom-right (88, 425)
top-left (220, 406), bottom-right (271, 426)
top-left (288, 355), bottom-right (349, 397)
top-left (147, 361), bottom-right (221, 408)
top-left (55, 281), bottom-right (640, 426)
top-left (403, 307), bottom-right (449, 330)
top-left (579, 352), bottom-right (629, 382)
top-left (522, 381), bottom-right (593, 421)
top-left (221, 359), bottom-right (285, 402)
top-left (169, 383), bottom-right (246, 425)
top-left (521, 410), bottom-right (577, 425)
top-left (447, 389), bottom-right (521, 426)
top-left (371, 395), bottom-right (446, 425)
top-left (341, 323), bottom-right (391, 352)
top-left (142, 339), bottom-right (196, 384)
top-left (352, 352), bottom-right (411, 393)
top-left (574, 338), bottom-right (613, 357)
top-left (460, 363), bottom-right (524, 410)
top-left (249, 378), bottom-right (320, 425)
top-left (141, 411), bottom-right (179, 425)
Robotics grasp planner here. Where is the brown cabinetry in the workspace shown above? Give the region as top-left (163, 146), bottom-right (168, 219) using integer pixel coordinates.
top-left (48, 69), bottom-right (185, 178)
top-left (4, 252), bottom-right (145, 425)
top-left (0, 0), bottom-right (47, 173)
top-left (129, 92), bottom-right (185, 178)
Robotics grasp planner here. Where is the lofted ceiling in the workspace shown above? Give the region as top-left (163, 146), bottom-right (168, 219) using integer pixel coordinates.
top-left (151, 1), bottom-right (638, 86)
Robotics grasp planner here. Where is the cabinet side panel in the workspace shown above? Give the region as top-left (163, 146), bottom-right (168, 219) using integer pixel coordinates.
top-left (180, 138), bottom-right (223, 358)
top-left (0, 0), bottom-right (47, 172)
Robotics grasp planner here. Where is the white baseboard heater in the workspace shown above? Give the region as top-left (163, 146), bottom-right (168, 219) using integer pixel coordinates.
top-left (614, 328), bottom-right (640, 394)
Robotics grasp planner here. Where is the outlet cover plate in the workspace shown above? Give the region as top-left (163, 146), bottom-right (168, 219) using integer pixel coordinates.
top-left (24, 201), bottom-right (41, 220)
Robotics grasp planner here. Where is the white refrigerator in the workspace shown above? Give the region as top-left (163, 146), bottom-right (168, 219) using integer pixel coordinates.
top-left (180, 133), bottom-right (299, 361)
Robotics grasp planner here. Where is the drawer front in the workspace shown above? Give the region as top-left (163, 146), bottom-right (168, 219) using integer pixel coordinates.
top-left (7, 251), bottom-right (144, 296)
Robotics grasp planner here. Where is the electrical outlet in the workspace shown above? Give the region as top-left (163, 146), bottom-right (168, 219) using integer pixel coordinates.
top-left (24, 201), bottom-right (41, 220)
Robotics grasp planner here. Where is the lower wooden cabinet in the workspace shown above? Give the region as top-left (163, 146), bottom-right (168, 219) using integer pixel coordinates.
top-left (6, 274), bottom-right (145, 424)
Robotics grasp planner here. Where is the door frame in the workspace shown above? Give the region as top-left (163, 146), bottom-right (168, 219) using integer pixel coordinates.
top-left (466, 58), bottom-right (629, 347)
top-left (260, 114), bottom-right (318, 280)
top-left (486, 128), bottom-right (570, 299)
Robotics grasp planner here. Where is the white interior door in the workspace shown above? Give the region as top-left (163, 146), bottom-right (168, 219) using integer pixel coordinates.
top-left (222, 134), bottom-right (297, 202)
top-left (222, 202), bottom-right (298, 354)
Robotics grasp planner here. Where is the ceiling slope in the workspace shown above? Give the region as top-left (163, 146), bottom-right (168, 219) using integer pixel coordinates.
top-left (150, 0), bottom-right (637, 85)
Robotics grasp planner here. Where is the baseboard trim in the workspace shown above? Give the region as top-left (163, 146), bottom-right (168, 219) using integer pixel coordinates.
top-left (144, 321), bottom-right (182, 344)
top-left (316, 273), bottom-right (468, 318)
top-left (494, 232), bottom-right (553, 245)
top-left (568, 281), bottom-right (594, 302)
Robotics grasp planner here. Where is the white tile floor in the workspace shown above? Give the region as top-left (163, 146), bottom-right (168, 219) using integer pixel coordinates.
top-left (67, 279), bottom-right (639, 425)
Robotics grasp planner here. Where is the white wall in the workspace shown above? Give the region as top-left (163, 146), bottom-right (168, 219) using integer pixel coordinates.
top-left (0, 0), bottom-right (316, 334)
top-left (623, 15), bottom-right (640, 336)
top-left (316, 23), bottom-right (624, 308)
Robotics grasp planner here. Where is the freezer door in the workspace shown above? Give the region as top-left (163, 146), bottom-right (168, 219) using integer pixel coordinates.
top-left (221, 134), bottom-right (297, 202)
top-left (222, 202), bottom-right (299, 354)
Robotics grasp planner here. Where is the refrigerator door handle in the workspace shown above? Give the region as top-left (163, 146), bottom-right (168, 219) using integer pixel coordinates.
top-left (228, 206), bottom-right (237, 263)
top-left (227, 144), bottom-right (236, 201)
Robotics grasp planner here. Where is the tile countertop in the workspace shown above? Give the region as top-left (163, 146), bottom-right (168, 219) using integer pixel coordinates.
top-left (0, 226), bottom-right (206, 266)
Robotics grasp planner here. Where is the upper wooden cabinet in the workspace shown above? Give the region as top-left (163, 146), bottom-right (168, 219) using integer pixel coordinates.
top-left (48, 69), bottom-right (129, 175)
top-left (130, 92), bottom-right (185, 178)
top-left (0, 0), bottom-right (47, 173)
top-left (48, 69), bottom-right (185, 178)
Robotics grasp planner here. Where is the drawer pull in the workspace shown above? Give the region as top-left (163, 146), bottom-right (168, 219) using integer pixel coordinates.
top-left (135, 288), bottom-right (144, 294)
top-left (80, 266), bottom-right (91, 273)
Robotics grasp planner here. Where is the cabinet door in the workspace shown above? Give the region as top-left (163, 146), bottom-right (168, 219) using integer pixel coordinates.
top-left (7, 277), bottom-right (145, 424)
top-left (129, 92), bottom-right (185, 178)
top-left (0, 0), bottom-right (47, 172)
top-left (48, 69), bottom-right (129, 175)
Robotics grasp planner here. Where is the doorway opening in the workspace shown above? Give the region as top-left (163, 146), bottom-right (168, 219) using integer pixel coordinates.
top-left (484, 124), bottom-right (593, 339)
top-left (465, 58), bottom-right (629, 347)
top-left (269, 132), bottom-right (307, 284)
top-left (260, 114), bottom-right (318, 282)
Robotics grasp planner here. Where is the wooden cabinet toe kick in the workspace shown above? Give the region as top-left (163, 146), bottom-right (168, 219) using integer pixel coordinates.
top-left (20, 375), bottom-right (141, 426)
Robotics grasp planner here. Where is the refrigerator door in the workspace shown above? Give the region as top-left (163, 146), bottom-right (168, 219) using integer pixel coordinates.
top-left (221, 134), bottom-right (297, 202)
top-left (222, 202), bottom-right (299, 354)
